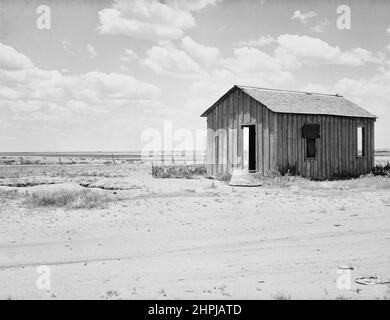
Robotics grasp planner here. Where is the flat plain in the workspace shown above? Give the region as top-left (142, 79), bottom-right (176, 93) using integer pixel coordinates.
top-left (0, 154), bottom-right (390, 300)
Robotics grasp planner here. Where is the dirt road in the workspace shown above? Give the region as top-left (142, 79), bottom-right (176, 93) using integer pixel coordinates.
top-left (1, 168), bottom-right (390, 299)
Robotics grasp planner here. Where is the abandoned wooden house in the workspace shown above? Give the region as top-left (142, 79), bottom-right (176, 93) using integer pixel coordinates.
top-left (201, 85), bottom-right (376, 180)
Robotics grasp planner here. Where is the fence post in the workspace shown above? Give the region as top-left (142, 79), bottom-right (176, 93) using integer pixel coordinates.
top-left (111, 153), bottom-right (116, 165)
top-left (193, 149), bottom-right (196, 165)
top-left (58, 157), bottom-right (62, 166)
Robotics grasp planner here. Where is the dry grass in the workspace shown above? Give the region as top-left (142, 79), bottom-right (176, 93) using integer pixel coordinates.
top-left (272, 291), bottom-right (291, 300)
top-left (0, 189), bottom-right (19, 201)
top-left (214, 171), bottom-right (232, 182)
top-left (254, 170), bottom-right (390, 190)
top-left (152, 164), bottom-right (207, 179)
top-left (25, 188), bottom-right (112, 209)
top-left (372, 162), bottom-right (390, 176)
top-left (254, 171), bottom-right (303, 188)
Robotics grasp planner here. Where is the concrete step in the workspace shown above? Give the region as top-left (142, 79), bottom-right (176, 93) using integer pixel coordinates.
top-left (229, 169), bottom-right (262, 187)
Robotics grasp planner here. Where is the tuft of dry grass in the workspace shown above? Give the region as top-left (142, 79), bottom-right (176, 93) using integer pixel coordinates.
top-left (152, 164), bottom-right (207, 179)
top-left (0, 189), bottom-right (19, 201)
top-left (214, 171), bottom-right (232, 182)
top-left (25, 188), bottom-right (112, 209)
top-left (254, 171), bottom-right (303, 188)
top-left (271, 291), bottom-right (291, 300)
top-left (372, 162), bottom-right (390, 177)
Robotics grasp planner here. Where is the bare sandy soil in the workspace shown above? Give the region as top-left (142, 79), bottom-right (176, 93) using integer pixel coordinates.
top-left (0, 164), bottom-right (390, 300)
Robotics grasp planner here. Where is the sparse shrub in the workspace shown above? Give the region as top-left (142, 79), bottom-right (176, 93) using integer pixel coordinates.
top-left (330, 172), bottom-right (360, 180)
top-left (22, 159), bottom-right (34, 165)
top-left (214, 171), bottom-right (232, 182)
top-left (272, 292), bottom-right (291, 300)
top-left (279, 164), bottom-right (298, 177)
top-left (152, 165), bottom-right (207, 179)
top-left (0, 189), bottom-right (19, 200)
top-left (25, 188), bottom-right (112, 209)
top-left (372, 162), bottom-right (390, 177)
top-left (254, 170), bottom-right (301, 188)
top-left (3, 160), bottom-right (16, 165)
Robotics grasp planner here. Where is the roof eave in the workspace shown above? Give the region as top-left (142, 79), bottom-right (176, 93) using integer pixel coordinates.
top-left (200, 85), bottom-right (240, 117)
top-left (200, 85), bottom-right (378, 119)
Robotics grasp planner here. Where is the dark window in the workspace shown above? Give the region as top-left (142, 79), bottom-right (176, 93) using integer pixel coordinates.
top-left (306, 138), bottom-right (316, 159)
top-left (302, 124), bottom-right (320, 139)
top-left (302, 124), bottom-right (320, 159)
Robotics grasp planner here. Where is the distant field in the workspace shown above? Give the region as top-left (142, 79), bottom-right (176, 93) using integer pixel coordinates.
top-left (375, 150), bottom-right (390, 165)
top-left (1, 161), bottom-right (390, 299)
top-left (0, 150), bottom-right (387, 166)
top-left (0, 151), bottom-right (207, 166)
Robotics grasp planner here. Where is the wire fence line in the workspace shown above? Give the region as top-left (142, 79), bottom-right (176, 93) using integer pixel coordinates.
top-left (0, 151), bottom-right (208, 166)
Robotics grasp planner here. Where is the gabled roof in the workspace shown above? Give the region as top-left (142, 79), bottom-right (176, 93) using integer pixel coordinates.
top-left (200, 85), bottom-right (376, 119)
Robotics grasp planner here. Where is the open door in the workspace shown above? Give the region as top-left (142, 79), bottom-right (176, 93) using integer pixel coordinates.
top-left (242, 125), bottom-right (256, 172)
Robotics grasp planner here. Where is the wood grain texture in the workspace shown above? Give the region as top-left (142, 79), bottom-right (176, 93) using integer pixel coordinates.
top-left (204, 88), bottom-right (375, 178)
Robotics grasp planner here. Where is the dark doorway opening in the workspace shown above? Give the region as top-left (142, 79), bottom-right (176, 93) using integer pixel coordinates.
top-left (242, 125), bottom-right (256, 172)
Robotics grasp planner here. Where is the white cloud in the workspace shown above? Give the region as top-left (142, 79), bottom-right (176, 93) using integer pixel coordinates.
top-left (237, 35), bottom-right (276, 47)
top-left (274, 34), bottom-right (385, 67)
top-left (62, 40), bottom-right (75, 55)
top-left (0, 42), bottom-right (161, 117)
top-left (387, 26), bottom-right (390, 33)
top-left (86, 44), bottom-right (98, 58)
top-left (181, 36), bottom-right (220, 64)
top-left (120, 49), bottom-right (139, 62)
top-left (310, 19), bottom-right (330, 33)
top-left (140, 42), bottom-right (204, 78)
top-left (0, 42), bottom-right (33, 70)
top-left (220, 47), bottom-right (293, 85)
top-left (98, 0), bottom-right (222, 41)
top-left (167, 0), bottom-right (222, 11)
top-left (224, 47), bottom-right (291, 80)
top-left (234, 34), bottom-right (382, 68)
top-left (141, 34), bottom-right (377, 86)
top-left (291, 10), bottom-right (318, 24)
top-left (302, 68), bottom-right (390, 148)
top-left (186, 46), bottom-right (294, 111)
top-left (184, 34), bottom-right (387, 115)
top-left (292, 10), bottom-right (330, 33)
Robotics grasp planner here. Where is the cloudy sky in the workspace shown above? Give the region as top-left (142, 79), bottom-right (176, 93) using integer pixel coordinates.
top-left (0, 0), bottom-right (390, 151)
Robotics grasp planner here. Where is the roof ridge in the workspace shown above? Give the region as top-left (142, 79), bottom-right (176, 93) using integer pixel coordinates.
top-left (236, 84), bottom-right (343, 98)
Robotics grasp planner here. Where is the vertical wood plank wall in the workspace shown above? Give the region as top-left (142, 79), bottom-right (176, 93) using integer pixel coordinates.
top-left (275, 113), bottom-right (375, 179)
top-left (207, 88), bottom-right (277, 176)
top-left (206, 88), bottom-right (375, 179)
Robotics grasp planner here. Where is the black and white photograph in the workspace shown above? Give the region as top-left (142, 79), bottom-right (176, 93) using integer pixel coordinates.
top-left (0, 0), bottom-right (390, 304)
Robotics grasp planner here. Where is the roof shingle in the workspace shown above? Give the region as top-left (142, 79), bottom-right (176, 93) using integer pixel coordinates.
top-left (201, 85), bottom-right (376, 118)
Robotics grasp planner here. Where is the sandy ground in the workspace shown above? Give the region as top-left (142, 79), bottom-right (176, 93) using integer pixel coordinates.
top-left (0, 164), bottom-right (390, 300)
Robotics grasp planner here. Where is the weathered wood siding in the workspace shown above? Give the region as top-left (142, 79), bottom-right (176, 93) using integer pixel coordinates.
top-left (206, 89), bottom-right (375, 179)
top-left (275, 113), bottom-right (375, 179)
top-left (206, 87), bottom-right (277, 176)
